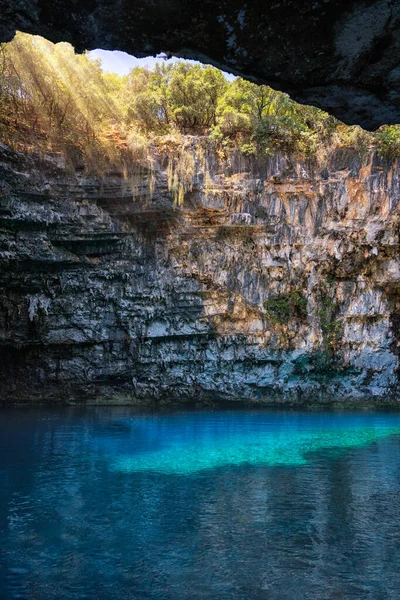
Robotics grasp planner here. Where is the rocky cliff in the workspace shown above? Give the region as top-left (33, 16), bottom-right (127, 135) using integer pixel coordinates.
top-left (0, 140), bottom-right (399, 404)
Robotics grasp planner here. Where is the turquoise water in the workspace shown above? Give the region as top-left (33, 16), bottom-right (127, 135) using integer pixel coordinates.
top-left (1, 407), bottom-right (400, 599)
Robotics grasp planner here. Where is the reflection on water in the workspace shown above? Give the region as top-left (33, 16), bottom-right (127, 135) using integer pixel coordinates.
top-left (1, 407), bottom-right (400, 599)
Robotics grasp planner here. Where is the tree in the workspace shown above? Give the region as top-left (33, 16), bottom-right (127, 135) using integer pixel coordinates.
top-left (167, 63), bottom-right (227, 132)
top-left (0, 31), bottom-right (380, 171)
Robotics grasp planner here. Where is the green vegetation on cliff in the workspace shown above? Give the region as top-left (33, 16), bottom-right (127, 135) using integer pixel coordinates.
top-left (263, 291), bottom-right (307, 325)
top-left (1, 32), bottom-right (400, 175)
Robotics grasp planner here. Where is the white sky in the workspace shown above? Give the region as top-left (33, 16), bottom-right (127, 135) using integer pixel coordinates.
top-left (88, 49), bottom-right (235, 80)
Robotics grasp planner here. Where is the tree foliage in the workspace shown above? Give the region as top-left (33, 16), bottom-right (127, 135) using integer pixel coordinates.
top-left (0, 31), bottom-right (390, 176)
top-left (374, 125), bottom-right (400, 158)
top-left (211, 78), bottom-right (339, 156)
top-left (1, 34), bottom-right (120, 149)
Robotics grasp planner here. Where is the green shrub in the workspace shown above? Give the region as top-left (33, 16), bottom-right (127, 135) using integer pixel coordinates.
top-left (319, 296), bottom-right (342, 352)
top-left (374, 125), bottom-right (400, 158)
top-left (293, 350), bottom-right (351, 382)
top-left (333, 125), bottom-right (372, 153)
top-left (263, 291), bottom-right (307, 325)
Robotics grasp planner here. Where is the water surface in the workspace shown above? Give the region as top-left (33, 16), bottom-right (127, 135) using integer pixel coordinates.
top-left (1, 406), bottom-right (400, 599)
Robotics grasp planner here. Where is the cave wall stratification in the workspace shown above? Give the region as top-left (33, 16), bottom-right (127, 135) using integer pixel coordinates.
top-left (0, 141), bottom-right (399, 404)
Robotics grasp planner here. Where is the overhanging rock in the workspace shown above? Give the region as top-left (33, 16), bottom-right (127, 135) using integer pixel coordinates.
top-left (1, 0), bottom-right (400, 129)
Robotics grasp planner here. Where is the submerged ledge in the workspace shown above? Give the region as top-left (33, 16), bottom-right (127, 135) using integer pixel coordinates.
top-left (2, 391), bottom-right (400, 409)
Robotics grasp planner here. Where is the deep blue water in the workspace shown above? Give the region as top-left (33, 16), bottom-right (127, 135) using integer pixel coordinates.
top-left (1, 407), bottom-right (400, 599)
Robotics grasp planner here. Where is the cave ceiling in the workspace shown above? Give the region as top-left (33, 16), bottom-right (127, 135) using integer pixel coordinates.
top-left (2, 0), bottom-right (400, 129)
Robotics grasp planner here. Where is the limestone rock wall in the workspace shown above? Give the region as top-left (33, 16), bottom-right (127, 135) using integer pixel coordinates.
top-left (0, 141), bottom-right (399, 404)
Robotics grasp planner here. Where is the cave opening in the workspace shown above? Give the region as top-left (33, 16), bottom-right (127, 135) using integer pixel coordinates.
top-left (1, 30), bottom-right (400, 182)
top-left (3, 0), bottom-right (400, 129)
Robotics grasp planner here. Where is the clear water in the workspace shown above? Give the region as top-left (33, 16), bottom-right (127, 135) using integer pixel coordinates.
top-left (2, 407), bottom-right (400, 600)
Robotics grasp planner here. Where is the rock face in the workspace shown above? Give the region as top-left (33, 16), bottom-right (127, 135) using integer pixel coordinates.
top-left (2, 0), bottom-right (400, 129)
top-left (0, 140), bottom-right (399, 404)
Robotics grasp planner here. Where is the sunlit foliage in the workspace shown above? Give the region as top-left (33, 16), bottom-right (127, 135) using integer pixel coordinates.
top-left (2, 30), bottom-right (395, 181)
top-left (211, 78), bottom-right (338, 156)
top-left (374, 125), bottom-right (400, 158)
top-left (0, 33), bottom-right (127, 170)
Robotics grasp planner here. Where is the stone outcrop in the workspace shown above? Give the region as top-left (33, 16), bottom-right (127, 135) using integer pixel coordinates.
top-left (0, 140), bottom-right (399, 404)
top-left (2, 0), bottom-right (400, 129)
